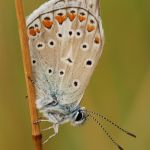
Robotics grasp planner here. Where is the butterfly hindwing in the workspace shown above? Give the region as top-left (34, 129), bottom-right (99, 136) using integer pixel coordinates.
top-left (27, 0), bottom-right (104, 106)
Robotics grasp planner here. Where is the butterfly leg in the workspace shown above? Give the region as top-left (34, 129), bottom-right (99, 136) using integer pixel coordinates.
top-left (42, 126), bottom-right (54, 132)
top-left (43, 124), bottom-right (59, 144)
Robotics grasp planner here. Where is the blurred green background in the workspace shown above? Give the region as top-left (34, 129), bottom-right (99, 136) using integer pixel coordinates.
top-left (0, 0), bottom-right (150, 150)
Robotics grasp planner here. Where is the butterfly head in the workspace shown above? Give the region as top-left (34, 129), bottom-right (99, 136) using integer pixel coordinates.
top-left (71, 107), bottom-right (87, 126)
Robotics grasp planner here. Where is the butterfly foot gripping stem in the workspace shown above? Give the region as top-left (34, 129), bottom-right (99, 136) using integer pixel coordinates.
top-left (28, 76), bottom-right (35, 85)
top-left (33, 118), bottom-right (50, 125)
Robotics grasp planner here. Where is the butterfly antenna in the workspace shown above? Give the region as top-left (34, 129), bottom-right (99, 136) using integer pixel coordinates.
top-left (88, 114), bottom-right (124, 150)
top-left (87, 110), bottom-right (136, 138)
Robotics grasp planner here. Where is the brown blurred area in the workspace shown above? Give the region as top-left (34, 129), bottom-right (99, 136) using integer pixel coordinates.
top-left (0, 0), bottom-right (150, 150)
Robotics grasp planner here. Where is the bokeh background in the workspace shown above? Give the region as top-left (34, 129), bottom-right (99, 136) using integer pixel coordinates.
top-left (0, 0), bottom-right (150, 150)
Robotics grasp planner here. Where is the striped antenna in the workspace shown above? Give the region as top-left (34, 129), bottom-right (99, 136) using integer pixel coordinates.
top-left (87, 111), bottom-right (136, 138)
top-left (88, 114), bottom-right (124, 150)
top-left (89, 114), bottom-right (124, 150)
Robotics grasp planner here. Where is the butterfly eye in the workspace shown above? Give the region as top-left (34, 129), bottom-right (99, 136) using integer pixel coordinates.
top-left (81, 43), bottom-right (89, 51)
top-left (72, 80), bottom-right (80, 89)
top-left (48, 40), bottom-right (56, 48)
top-left (85, 59), bottom-right (93, 68)
top-left (36, 42), bottom-right (45, 50)
top-left (75, 111), bottom-right (83, 122)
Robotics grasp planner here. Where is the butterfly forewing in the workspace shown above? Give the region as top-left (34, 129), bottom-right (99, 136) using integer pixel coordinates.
top-left (27, 0), bottom-right (104, 106)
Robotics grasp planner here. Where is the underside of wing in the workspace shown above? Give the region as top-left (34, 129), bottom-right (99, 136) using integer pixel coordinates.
top-left (26, 0), bottom-right (104, 106)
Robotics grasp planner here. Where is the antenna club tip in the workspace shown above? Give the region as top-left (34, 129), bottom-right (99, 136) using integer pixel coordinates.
top-left (117, 145), bottom-right (124, 150)
top-left (127, 132), bottom-right (137, 138)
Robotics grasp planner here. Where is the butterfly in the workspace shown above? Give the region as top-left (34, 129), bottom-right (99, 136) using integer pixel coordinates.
top-left (26, 0), bottom-right (136, 149)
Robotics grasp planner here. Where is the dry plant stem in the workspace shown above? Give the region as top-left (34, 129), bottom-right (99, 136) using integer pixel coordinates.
top-left (15, 0), bottom-right (42, 149)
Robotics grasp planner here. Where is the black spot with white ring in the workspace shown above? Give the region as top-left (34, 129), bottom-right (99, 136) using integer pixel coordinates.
top-left (58, 33), bottom-right (62, 37)
top-left (35, 24), bottom-right (39, 27)
top-left (81, 43), bottom-right (89, 51)
top-left (32, 59), bottom-right (36, 65)
top-left (48, 68), bottom-right (53, 75)
top-left (77, 32), bottom-right (80, 36)
top-left (69, 31), bottom-right (73, 36)
top-left (36, 42), bottom-right (45, 50)
top-left (59, 70), bottom-right (65, 77)
top-left (50, 41), bottom-right (54, 46)
top-left (57, 32), bottom-right (63, 39)
top-left (74, 81), bottom-right (78, 86)
top-left (87, 60), bottom-right (92, 65)
top-left (68, 30), bottom-right (74, 38)
top-left (75, 30), bottom-right (82, 38)
top-left (85, 59), bottom-right (93, 68)
top-left (72, 79), bottom-right (80, 89)
top-left (90, 19), bottom-right (95, 24)
top-left (48, 39), bottom-right (56, 48)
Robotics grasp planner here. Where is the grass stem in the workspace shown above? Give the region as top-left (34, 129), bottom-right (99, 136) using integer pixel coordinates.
top-left (15, 0), bottom-right (42, 149)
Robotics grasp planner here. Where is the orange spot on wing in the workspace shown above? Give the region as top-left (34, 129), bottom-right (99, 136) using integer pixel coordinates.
top-left (55, 15), bottom-right (67, 24)
top-left (78, 15), bottom-right (86, 22)
top-left (29, 28), bottom-right (36, 36)
top-left (42, 20), bottom-right (53, 29)
top-left (68, 13), bottom-right (76, 21)
top-left (87, 25), bottom-right (95, 32)
top-left (95, 37), bottom-right (101, 44)
top-left (36, 29), bottom-right (40, 33)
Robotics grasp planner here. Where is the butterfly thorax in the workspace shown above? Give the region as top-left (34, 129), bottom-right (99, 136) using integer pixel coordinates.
top-left (36, 97), bottom-right (87, 125)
